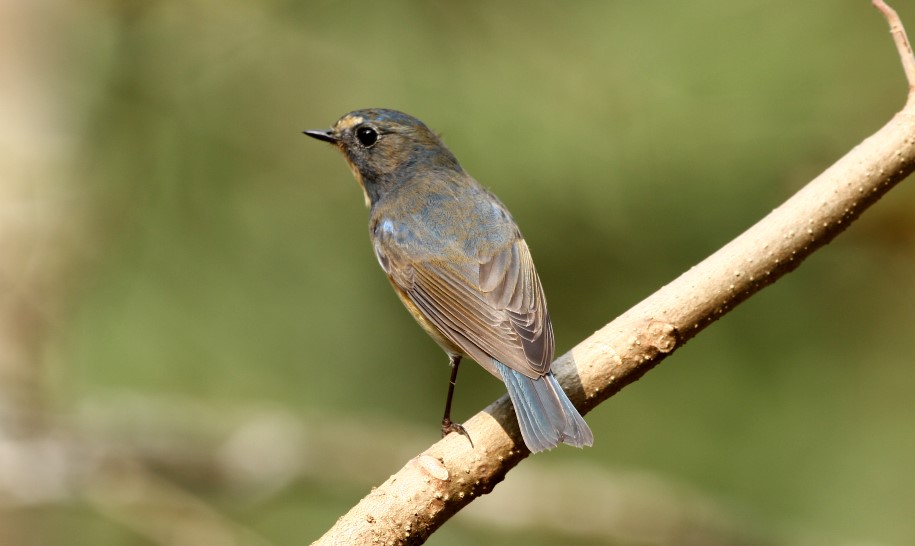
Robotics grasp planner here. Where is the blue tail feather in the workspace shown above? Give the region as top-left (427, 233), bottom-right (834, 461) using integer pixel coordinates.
top-left (496, 360), bottom-right (593, 452)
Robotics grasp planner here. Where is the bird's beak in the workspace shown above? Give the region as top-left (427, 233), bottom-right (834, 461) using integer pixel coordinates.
top-left (303, 128), bottom-right (338, 143)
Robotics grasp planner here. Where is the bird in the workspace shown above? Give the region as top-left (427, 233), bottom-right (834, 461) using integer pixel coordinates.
top-left (303, 109), bottom-right (593, 452)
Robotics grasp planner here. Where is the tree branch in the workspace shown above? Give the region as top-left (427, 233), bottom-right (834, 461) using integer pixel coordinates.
top-left (314, 3), bottom-right (915, 544)
top-left (874, 0), bottom-right (915, 101)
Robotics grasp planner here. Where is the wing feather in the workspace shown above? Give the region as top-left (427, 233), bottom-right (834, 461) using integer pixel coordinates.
top-left (379, 233), bottom-right (552, 379)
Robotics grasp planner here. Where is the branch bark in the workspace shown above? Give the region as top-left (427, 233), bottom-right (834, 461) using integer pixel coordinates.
top-left (314, 3), bottom-right (915, 544)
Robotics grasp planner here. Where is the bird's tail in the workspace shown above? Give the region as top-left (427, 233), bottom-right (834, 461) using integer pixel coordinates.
top-left (496, 361), bottom-right (594, 453)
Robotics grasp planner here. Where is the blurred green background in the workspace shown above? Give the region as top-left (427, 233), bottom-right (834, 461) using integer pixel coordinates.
top-left (3, 0), bottom-right (914, 544)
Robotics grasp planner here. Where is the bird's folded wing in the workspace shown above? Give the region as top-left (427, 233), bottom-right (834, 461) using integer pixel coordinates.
top-left (377, 237), bottom-right (553, 379)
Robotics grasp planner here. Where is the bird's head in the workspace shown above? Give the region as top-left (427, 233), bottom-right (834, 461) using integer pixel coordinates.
top-left (305, 109), bottom-right (461, 207)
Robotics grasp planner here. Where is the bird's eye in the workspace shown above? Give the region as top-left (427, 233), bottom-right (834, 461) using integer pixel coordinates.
top-left (355, 126), bottom-right (378, 147)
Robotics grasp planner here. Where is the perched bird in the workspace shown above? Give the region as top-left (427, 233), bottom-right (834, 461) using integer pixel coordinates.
top-left (304, 109), bottom-right (592, 452)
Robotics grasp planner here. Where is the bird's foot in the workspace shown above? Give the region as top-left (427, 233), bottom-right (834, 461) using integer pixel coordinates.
top-left (441, 417), bottom-right (474, 448)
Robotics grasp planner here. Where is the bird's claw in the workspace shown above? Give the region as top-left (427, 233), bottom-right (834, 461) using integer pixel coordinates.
top-left (441, 418), bottom-right (474, 448)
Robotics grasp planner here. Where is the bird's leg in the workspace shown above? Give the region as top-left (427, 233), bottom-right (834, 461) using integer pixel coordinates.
top-left (441, 355), bottom-right (473, 448)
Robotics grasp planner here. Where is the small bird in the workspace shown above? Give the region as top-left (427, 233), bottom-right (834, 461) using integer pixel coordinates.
top-left (304, 109), bottom-right (593, 452)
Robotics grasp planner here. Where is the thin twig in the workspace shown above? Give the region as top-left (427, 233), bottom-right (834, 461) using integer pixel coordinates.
top-left (874, 0), bottom-right (915, 100)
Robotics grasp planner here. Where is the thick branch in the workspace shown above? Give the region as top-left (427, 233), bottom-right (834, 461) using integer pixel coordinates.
top-left (314, 4), bottom-right (915, 545)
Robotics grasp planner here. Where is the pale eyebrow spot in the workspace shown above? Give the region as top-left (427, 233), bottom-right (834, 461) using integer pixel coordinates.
top-left (336, 115), bottom-right (364, 130)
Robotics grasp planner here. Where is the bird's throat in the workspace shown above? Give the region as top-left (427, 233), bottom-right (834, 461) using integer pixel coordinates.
top-left (344, 157), bottom-right (372, 208)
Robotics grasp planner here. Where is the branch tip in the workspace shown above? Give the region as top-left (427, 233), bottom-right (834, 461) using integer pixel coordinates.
top-left (873, 0), bottom-right (915, 97)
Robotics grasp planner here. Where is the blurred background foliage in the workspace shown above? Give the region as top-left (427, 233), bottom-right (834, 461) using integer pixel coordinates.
top-left (3, 0), bottom-right (914, 544)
